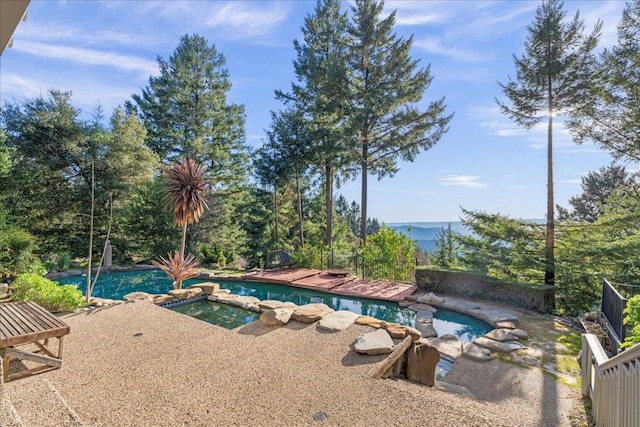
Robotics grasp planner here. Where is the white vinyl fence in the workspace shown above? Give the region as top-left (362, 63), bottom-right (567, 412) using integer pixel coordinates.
top-left (582, 334), bottom-right (640, 427)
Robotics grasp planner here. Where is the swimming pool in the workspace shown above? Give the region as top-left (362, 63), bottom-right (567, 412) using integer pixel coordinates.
top-left (57, 270), bottom-right (491, 341)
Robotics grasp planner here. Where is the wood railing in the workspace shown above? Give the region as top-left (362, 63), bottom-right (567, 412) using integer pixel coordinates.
top-left (582, 334), bottom-right (640, 427)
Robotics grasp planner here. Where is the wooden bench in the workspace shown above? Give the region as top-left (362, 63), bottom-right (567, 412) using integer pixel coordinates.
top-left (0, 301), bottom-right (70, 382)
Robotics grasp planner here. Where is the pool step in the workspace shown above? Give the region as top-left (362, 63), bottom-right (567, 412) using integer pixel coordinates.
top-left (3, 376), bottom-right (83, 426)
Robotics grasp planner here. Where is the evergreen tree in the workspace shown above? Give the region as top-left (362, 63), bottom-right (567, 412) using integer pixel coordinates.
top-left (346, 0), bottom-right (452, 243)
top-left (276, 0), bottom-right (350, 248)
top-left (131, 34), bottom-right (250, 258)
top-left (266, 110), bottom-right (313, 248)
top-left (496, 0), bottom-right (601, 285)
top-left (567, 0), bottom-right (640, 162)
top-left (431, 223), bottom-right (458, 268)
top-left (557, 164), bottom-right (628, 222)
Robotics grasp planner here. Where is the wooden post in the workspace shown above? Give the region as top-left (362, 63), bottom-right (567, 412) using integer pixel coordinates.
top-left (370, 336), bottom-right (412, 379)
top-left (406, 341), bottom-right (440, 387)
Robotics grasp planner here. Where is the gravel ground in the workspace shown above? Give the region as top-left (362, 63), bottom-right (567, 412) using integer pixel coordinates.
top-left (2, 301), bottom-right (583, 426)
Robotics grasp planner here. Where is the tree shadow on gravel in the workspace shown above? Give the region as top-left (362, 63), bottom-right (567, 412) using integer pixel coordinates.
top-left (341, 343), bottom-right (387, 367)
top-left (235, 319), bottom-right (312, 337)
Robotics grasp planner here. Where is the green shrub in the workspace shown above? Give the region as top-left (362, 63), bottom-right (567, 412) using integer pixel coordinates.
top-left (0, 228), bottom-right (45, 279)
top-left (11, 273), bottom-right (84, 313)
top-left (43, 252), bottom-right (72, 272)
top-left (622, 295), bottom-right (640, 349)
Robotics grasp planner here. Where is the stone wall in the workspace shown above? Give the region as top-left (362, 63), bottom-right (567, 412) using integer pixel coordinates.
top-left (415, 268), bottom-right (555, 314)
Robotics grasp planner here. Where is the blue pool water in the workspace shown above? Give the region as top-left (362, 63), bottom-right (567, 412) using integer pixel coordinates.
top-left (57, 270), bottom-right (491, 341)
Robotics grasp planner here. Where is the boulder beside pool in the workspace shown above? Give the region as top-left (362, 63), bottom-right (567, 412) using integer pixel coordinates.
top-left (260, 308), bottom-right (294, 327)
top-left (292, 303), bottom-right (334, 323)
top-left (354, 329), bottom-right (394, 355)
top-left (317, 310), bottom-right (359, 332)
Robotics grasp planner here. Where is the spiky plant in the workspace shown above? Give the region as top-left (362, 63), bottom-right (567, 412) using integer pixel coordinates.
top-left (152, 251), bottom-right (200, 290)
top-left (163, 158), bottom-right (208, 258)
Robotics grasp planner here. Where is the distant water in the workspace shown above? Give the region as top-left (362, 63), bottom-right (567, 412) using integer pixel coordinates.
top-left (387, 219), bottom-right (543, 253)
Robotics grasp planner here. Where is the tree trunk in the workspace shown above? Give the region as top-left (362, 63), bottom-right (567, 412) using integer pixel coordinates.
top-left (180, 223), bottom-right (187, 260)
top-left (325, 162), bottom-right (333, 248)
top-left (85, 161), bottom-right (95, 304)
top-left (360, 139), bottom-right (368, 245)
top-left (545, 77), bottom-right (555, 286)
top-left (273, 182), bottom-right (279, 246)
top-left (295, 169), bottom-right (304, 248)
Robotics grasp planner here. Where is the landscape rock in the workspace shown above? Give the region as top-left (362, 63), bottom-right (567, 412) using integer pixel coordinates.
top-left (354, 329), bottom-right (394, 355)
top-left (168, 288), bottom-right (203, 300)
top-left (485, 328), bottom-right (517, 342)
top-left (414, 322), bottom-right (438, 338)
top-left (355, 315), bottom-right (386, 328)
top-left (415, 310), bottom-right (434, 323)
top-left (123, 292), bottom-right (155, 303)
top-left (383, 323), bottom-right (422, 341)
top-left (207, 289), bottom-right (232, 301)
top-left (292, 303), bottom-right (334, 323)
top-left (188, 282), bottom-right (219, 295)
top-left (259, 300), bottom-right (288, 311)
top-left (398, 301), bottom-right (413, 308)
top-left (260, 308), bottom-right (294, 327)
top-left (225, 295), bottom-right (261, 310)
top-left (90, 297), bottom-right (119, 307)
top-left (444, 300), bottom-right (482, 312)
top-left (246, 303), bottom-right (262, 313)
top-left (317, 310), bottom-right (359, 332)
top-left (495, 320), bottom-right (518, 329)
top-left (215, 294), bottom-right (238, 304)
top-left (511, 329), bottom-right (529, 340)
top-left (474, 336), bottom-right (527, 353)
top-left (152, 294), bottom-right (175, 305)
top-left (462, 343), bottom-right (493, 362)
top-left (420, 335), bottom-right (463, 362)
top-left (0, 283), bottom-right (9, 299)
top-left (66, 269), bottom-right (83, 276)
top-left (476, 310), bottom-right (519, 327)
top-left (407, 303), bottom-right (437, 313)
top-left (416, 292), bottom-right (444, 306)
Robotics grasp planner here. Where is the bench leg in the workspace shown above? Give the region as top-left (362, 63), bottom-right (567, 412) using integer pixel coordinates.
top-left (57, 336), bottom-right (65, 358)
top-left (1, 349), bottom-right (9, 383)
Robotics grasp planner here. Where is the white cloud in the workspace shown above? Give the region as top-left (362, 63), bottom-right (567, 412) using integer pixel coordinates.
top-left (18, 23), bottom-right (163, 47)
top-left (205, 2), bottom-right (290, 41)
top-left (414, 37), bottom-right (487, 62)
top-left (562, 179), bottom-right (582, 185)
top-left (439, 175), bottom-right (488, 188)
top-left (0, 74), bottom-right (43, 99)
top-left (12, 40), bottom-right (158, 76)
top-left (384, 1), bottom-right (451, 26)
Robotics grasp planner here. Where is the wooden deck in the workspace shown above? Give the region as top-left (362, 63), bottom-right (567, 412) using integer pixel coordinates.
top-left (241, 269), bottom-right (416, 302)
top-left (1, 301), bottom-right (70, 382)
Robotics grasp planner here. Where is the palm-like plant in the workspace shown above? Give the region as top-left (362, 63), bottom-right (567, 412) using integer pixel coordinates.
top-left (156, 158), bottom-right (208, 289)
top-left (152, 252), bottom-right (200, 290)
top-left (164, 158), bottom-right (208, 258)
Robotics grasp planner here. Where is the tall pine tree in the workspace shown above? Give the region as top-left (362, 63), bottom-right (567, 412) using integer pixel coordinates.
top-left (276, 0), bottom-right (350, 248)
top-left (347, 0), bottom-right (452, 244)
top-left (496, 0), bottom-right (601, 286)
top-left (567, 0), bottom-right (640, 162)
top-left (130, 34), bottom-right (250, 259)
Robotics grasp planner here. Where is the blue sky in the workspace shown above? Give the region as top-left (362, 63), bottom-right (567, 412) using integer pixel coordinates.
top-left (0, 0), bottom-right (629, 223)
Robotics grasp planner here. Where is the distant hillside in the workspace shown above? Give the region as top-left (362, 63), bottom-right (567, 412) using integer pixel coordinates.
top-left (388, 222), bottom-right (469, 253)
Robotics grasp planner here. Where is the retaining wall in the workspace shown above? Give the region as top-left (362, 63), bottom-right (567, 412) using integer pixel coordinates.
top-left (415, 268), bottom-right (555, 314)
